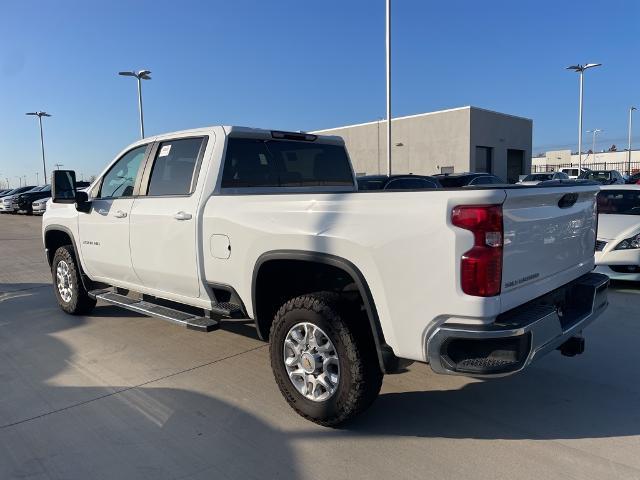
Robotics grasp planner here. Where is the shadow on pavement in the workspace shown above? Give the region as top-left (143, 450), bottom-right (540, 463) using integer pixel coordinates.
top-left (344, 367), bottom-right (640, 440)
top-left (0, 283), bottom-right (298, 479)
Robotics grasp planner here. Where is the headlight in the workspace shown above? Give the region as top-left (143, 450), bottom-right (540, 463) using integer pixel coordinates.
top-left (615, 233), bottom-right (640, 250)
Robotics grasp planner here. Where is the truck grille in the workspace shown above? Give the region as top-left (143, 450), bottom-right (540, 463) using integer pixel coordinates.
top-left (595, 240), bottom-right (607, 251)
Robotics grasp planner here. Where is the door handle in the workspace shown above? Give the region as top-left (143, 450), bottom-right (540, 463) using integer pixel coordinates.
top-left (114, 210), bottom-right (127, 218)
top-left (174, 211), bottom-right (192, 221)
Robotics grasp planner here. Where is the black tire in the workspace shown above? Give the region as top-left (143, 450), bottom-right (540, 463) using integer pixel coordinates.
top-left (51, 245), bottom-right (96, 315)
top-left (269, 292), bottom-right (383, 427)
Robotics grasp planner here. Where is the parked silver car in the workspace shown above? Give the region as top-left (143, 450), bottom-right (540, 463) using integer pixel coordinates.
top-left (32, 197), bottom-right (50, 215)
top-left (517, 172), bottom-right (569, 185)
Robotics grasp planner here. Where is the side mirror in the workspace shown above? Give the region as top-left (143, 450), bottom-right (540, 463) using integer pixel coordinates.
top-left (52, 170), bottom-right (77, 204)
top-left (76, 190), bottom-right (91, 213)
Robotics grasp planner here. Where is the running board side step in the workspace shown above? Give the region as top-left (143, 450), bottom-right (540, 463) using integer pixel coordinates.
top-left (89, 289), bottom-right (220, 332)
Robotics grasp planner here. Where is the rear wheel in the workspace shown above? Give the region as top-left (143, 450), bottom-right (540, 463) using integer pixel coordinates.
top-left (269, 292), bottom-right (383, 427)
top-left (52, 245), bottom-right (96, 315)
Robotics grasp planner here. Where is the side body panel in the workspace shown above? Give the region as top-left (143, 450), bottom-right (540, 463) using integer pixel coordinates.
top-left (201, 189), bottom-right (507, 362)
top-left (78, 197), bottom-right (138, 283)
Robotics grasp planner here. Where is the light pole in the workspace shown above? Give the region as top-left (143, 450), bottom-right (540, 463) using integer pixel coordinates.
top-left (16, 176), bottom-right (22, 188)
top-left (566, 63), bottom-right (602, 171)
top-left (118, 69), bottom-right (151, 138)
top-left (36, 172), bottom-right (39, 186)
top-left (54, 163), bottom-right (63, 170)
top-left (385, 0), bottom-right (392, 176)
top-left (586, 129), bottom-right (602, 164)
top-left (25, 111), bottom-right (51, 184)
top-left (628, 106), bottom-right (636, 176)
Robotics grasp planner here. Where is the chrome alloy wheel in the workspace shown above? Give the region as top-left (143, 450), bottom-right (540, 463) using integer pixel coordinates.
top-left (284, 322), bottom-right (340, 402)
top-left (56, 260), bottom-right (73, 303)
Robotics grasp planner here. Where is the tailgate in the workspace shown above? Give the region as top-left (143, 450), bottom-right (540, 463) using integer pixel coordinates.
top-left (501, 185), bottom-right (598, 302)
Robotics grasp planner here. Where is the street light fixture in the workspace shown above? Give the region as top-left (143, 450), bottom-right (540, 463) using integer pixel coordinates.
top-left (586, 128), bottom-right (603, 164)
top-left (25, 111), bottom-right (51, 185)
top-left (628, 106), bottom-right (636, 176)
top-left (566, 63), bottom-right (602, 171)
top-left (118, 69), bottom-right (151, 138)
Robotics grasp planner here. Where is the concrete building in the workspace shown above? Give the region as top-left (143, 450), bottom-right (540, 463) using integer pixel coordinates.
top-left (313, 106), bottom-right (533, 183)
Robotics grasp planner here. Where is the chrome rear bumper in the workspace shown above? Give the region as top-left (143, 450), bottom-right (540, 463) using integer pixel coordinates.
top-left (426, 272), bottom-right (609, 376)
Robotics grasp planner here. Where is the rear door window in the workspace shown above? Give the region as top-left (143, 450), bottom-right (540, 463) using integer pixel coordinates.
top-left (221, 138), bottom-right (353, 188)
top-left (146, 138), bottom-right (205, 196)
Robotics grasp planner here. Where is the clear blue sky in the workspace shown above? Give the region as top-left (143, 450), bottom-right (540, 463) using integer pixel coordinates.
top-left (1, 0), bottom-right (638, 185)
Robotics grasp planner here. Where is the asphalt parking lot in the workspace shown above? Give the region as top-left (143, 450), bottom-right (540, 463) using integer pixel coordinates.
top-left (1, 214), bottom-right (639, 480)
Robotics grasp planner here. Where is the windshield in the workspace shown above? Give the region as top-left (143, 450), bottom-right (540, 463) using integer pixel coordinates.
top-left (437, 176), bottom-right (470, 187)
top-left (523, 174), bottom-right (552, 181)
top-left (597, 190), bottom-right (640, 215)
top-left (357, 178), bottom-right (385, 190)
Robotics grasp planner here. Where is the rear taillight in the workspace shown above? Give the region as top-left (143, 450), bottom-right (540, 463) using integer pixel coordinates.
top-left (451, 205), bottom-right (503, 297)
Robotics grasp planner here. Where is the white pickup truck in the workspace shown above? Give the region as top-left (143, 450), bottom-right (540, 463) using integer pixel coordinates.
top-left (44, 126), bottom-right (609, 426)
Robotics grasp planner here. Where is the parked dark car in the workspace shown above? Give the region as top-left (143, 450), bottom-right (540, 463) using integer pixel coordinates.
top-left (0, 188), bottom-right (20, 198)
top-left (626, 172), bottom-right (640, 185)
top-left (357, 174), bottom-right (441, 191)
top-left (578, 169), bottom-right (625, 185)
top-left (16, 185), bottom-right (52, 215)
top-left (18, 181), bottom-right (91, 215)
top-left (0, 186), bottom-right (38, 213)
top-left (433, 172), bottom-right (505, 187)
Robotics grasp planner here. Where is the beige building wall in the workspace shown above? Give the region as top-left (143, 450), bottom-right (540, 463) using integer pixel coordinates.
top-left (545, 150), bottom-right (572, 166)
top-left (469, 108), bottom-right (532, 182)
top-left (313, 106), bottom-right (532, 183)
top-left (313, 107), bottom-right (471, 176)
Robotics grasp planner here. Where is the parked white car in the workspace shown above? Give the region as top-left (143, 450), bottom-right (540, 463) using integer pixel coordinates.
top-left (595, 185), bottom-right (640, 280)
top-left (517, 172), bottom-right (569, 185)
top-left (32, 197), bottom-right (51, 215)
top-left (43, 126), bottom-right (609, 425)
top-left (560, 167), bottom-right (590, 179)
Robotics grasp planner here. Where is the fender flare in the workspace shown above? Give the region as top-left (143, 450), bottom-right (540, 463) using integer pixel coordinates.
top-left (43, 224), bottom-right (92, 291)
top-left (251, 250), bottom-right (399, 373)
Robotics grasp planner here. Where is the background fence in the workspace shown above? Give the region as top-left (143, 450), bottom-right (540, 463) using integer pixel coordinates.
top-left (532, 161), bottom-right (640, 175)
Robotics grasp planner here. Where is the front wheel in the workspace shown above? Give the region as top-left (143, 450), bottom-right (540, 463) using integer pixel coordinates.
top-left (52, 245), bottom-right (96, 315)
top-left (269, 292), bottom-right (383, 427)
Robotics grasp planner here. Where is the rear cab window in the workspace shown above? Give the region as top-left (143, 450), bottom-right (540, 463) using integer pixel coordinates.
top-left (221, 137), bottom-right (354, 189)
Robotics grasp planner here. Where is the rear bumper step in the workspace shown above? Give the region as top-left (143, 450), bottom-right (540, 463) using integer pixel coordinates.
top-left (89, 289), bottom-right (220, 332)
top-left (426, 272), bottom-right (609, 376)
